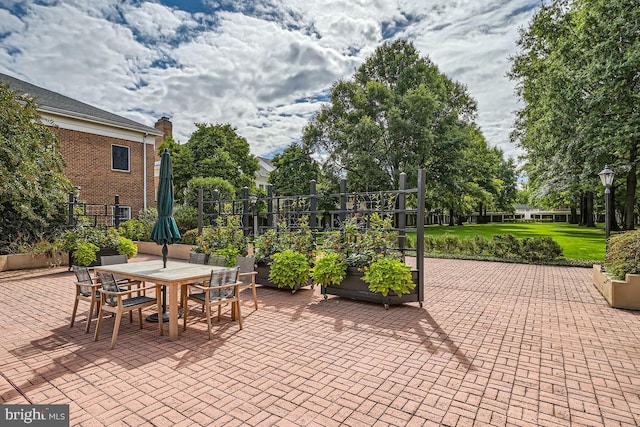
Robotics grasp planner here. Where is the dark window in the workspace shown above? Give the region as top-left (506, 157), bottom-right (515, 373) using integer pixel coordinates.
top-left (112, 145), bottom-right (130, 171)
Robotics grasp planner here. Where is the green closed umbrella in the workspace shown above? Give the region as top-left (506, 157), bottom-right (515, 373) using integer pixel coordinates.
top-left (149, 148), bottom-right (181, 323)
top-left (151, 148), bottom-right (181, 267)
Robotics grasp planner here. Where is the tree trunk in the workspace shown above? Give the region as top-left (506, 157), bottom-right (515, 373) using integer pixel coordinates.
top-left (448, 208), bottom-right (455, 226)
top-left (585, 191), bottom-right (595, 227)
top-left (570, 206), bottom-right (578, 224)
top-left (579, 192), bottom-right (586, 226)
top-left (610, 185), bottom-right (620, 232)
top-left (625, 143), bottom-right (637, 230)
top-left (477, 202), bottom-right (484, 224)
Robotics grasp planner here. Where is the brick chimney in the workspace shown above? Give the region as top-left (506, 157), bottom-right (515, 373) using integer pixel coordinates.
top-left (154, 116), bottom-right (173, 140)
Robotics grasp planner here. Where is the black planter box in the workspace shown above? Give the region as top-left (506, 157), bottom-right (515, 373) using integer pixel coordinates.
top-left (321, 267), bottom-right (421, 308)
top-left (255, 261), bottom-right (312, 293)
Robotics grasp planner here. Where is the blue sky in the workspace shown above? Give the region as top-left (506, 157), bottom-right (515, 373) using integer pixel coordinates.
top-left (0, 0), bottom-right (538, 159)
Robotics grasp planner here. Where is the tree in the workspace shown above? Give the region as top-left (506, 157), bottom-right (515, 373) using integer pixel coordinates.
top-left (510, 0), bottom-right (640, 229)
top-left (303, 39), bottom-right (477, 198)
top-left (172, 123), bottom-right (259, 203)
top-left (269, 143), bottom-right (320, 196)
top-left (0, 83), bottom-right (74, 252)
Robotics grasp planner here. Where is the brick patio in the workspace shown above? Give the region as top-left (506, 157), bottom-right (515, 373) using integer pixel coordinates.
top-left (1, 255), bottom-right (639, 426)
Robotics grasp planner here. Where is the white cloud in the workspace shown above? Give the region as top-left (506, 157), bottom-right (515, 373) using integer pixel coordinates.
top-left (0, 0), bottom-right (538, 160)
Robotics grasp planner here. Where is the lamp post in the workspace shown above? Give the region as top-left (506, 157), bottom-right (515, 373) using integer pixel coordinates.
top-left (598, 166), bottom-right (615, 240)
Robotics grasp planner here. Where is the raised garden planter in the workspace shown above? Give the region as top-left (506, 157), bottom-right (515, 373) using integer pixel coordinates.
top-left (321, 266), bottom-right (421, 309)
top-left (255, 261), bottom-right (313, 294)
top-left (135, 241), bottom-right (196, 261)
top-left (0, 252), bottom-right (68, 272)
top-left (593, 265), bottom-right (640, 310)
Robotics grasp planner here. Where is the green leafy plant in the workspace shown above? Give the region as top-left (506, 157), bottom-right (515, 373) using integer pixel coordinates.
top-left (521, 237), bottom-right (563, 262)
top-left (181, 229), bottom-right (200, 245)
top-left (312, 253), bottom-right (347, 287)
top-left (362, 257), bottom-right (415, 297)
top-left (73, 242), bottom-right (100, 266)
top-left (318, 213), bottom-right (401, 268)
top-left (605, 230), bottom-right (640, 280)
top-left (213, 247), bottom-right (240, 267)
top-left (269, 250), bottom-right (310, 289)
top-left (117, 237), bottom-right (138, 259)
top-left (254, 217), bottom-right (315, 264)
top-left (195, 216), bottom-right (247, 258)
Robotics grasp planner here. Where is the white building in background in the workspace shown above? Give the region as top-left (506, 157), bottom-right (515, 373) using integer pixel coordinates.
top-left (256, 157), bottom-right (275, 191)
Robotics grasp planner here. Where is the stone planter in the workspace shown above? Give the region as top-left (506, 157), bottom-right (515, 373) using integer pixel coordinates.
top-left (593, 265), bottom-right (640, 310)
top-left (0, 252), bottom-right (68, 272)
top-left (135, 241), bottom-right (196, 261)
top-left (255, 261), bottom-right (312, 294)
top-left (321, 266), bottom-right (421, 309)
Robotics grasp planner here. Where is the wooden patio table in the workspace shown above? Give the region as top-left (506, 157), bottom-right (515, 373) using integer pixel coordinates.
top-left (94, 260), bottom-right (223, 341)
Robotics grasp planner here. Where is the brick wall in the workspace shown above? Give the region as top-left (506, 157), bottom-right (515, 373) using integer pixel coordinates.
top-left (53, 127), bottom-right (154, 216)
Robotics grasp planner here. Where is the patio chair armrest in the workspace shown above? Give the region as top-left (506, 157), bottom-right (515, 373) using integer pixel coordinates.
top-left (191, 282), bottom-right (241, 291)
top-left (238, 271), bottom-right (257, 278)
top-left (99, 285), bottom-right (157, 296)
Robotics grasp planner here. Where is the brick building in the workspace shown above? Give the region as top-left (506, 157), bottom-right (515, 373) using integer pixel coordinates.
top-left (0, 73), bottom-right (164, 219)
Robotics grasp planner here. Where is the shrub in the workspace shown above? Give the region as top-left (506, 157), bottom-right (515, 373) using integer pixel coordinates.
top-left (73, 242), bottom-right (99, 266)
top-left (489, 234), bottom-right (522, 259)
top-left (435, 234), bottom-right (461, 253)
top-left (116, 237), bottom-right (138, 259)
top-left (362, 257), bottom-right (415, 297)
top-left (195, 216), bottom-right (247, 257)
top-left (269, 250), bottom-right (310, 289)
top-left (521, 237), bottom-right (563, 262)
top-left (213, 247), bottom-right (240, 267)
top-left (312, 253), bottom-right (347, 287)
top-left (118, 218), bottom-right (147, 241)
top-left (605, 230), bottom-right (640, 280)
top-left (173, 205), bottom-right (199, 234)
top-left (254, 217), bottom-right (315, 263)
top-left (181, 229), bottom-right (199, 245)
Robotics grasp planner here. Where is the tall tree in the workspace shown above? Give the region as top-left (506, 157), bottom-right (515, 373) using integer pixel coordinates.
top-left (510, 0), bottom-right (640, 229)
top-left (269, 143), bottom-right (320, 196)
top-left (303, 39), bottom-right (477, 199)
top-left (172, 123), bottom-right (259, 203)
top-left (0, 83), bottom-right (73, 251)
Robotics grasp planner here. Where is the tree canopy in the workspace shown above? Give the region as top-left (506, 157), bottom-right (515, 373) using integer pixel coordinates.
top-left (302, 39), bottom-right (515, 220)
top-left (0, 83), bottom-right (73, 252)
top-left (168, 123), bottom-right (259, 203)
top-left (269, 143), bottom-right (320, 196)
top-left (510, 0), bottom-right (639, 229)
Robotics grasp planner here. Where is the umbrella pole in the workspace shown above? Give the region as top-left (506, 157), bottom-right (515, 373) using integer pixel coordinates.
top-left (162, 240), bottom-right (168, 268)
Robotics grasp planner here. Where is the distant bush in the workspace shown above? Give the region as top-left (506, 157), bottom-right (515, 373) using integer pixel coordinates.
top-left (181, 229), bottom-right (199, 245)
top-left (424, 233), bottom-right (563, 263)
top-left (173, 206), bottom-right (198, 234)
top-left (605, 230), bottom-right (640, 280)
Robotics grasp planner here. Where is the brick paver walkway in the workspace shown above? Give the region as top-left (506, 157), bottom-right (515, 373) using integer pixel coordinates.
top-left (1, 256), bottom-right (639, 426)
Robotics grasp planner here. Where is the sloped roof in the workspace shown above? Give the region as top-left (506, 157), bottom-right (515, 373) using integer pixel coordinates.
top-left (0, 72), bottom-right (162, 136)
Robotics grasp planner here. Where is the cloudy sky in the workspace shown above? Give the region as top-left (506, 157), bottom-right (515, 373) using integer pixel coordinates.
top-left (0, 0), bottom-right (538, 159)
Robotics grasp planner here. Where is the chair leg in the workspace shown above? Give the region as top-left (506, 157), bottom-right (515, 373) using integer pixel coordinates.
top-left (85, 299), bottom-right (95, 334)
top-left (235, 301), bottom-right (243, 330)
top-left (94, 308), bottom-right (104, 342)
top-left (138, 308), bottom-right (144, 329)
top-left (251, 284), bottom-right (258, 310)
top-left (70, 297), bottom-right (79, 328)
top-left (205, 303), bottom-right (213, 340)
top-left (182, 287), bottom-right (188, 332)
top-left (111, 310), bottom-right (123, 350)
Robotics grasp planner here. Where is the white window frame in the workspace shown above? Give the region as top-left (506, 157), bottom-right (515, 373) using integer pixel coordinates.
top-left (111, 144), bottom-right (130, 172)
top-left (112, 206), bottom-right (131, 224)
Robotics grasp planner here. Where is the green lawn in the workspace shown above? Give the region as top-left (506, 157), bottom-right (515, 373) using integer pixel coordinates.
top-left (418, 222), bottom-right (606, 261)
